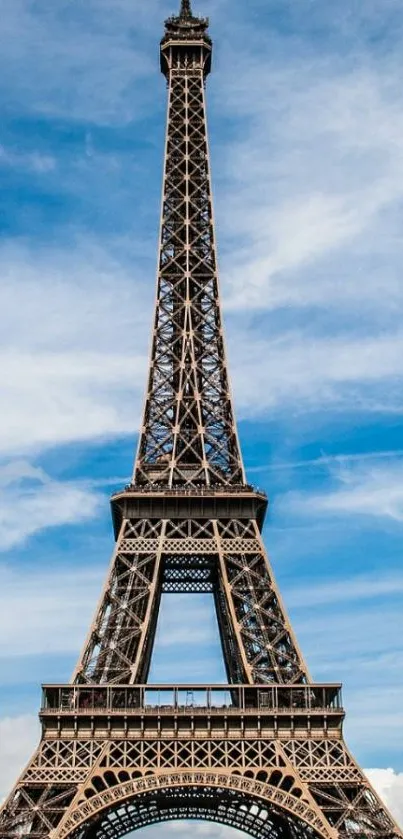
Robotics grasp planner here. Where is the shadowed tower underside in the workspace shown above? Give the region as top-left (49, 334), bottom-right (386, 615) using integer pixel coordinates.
top-left (0, 3), bottom-right (401, 839)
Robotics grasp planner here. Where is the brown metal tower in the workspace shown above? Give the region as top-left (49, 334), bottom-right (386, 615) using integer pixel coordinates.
top-left (0, 3), bottom-right (401, 839)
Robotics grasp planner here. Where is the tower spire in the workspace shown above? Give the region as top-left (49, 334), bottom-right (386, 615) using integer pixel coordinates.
top-left (180, 0), bottom-right (192, 17)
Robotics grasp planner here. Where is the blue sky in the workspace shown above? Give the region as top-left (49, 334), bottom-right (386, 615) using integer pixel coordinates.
top-left (0, 0), bottom-right (403, 826)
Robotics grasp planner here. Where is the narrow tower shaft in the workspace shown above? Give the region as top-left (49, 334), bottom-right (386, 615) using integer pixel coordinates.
top-left (134, 7), bottom-right (244, 489)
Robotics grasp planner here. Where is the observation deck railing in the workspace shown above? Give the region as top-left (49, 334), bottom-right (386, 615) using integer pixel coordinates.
top-left (41, 683), bottom-right (343, 716)
top-left (113, 483), bottom-right (268, 499)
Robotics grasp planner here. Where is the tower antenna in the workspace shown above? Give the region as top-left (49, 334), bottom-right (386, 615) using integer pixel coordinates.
top-left (180, 0), bottom-right (193, 17)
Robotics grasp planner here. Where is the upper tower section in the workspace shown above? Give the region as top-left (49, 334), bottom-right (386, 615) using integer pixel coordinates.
top-left (161, 0), bottom-right (212, 78)
top-left (133, 0), bottom-right (245, 490)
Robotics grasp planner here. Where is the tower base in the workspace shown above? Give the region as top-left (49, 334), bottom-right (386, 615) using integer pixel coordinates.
top-left (0, 684), bottom-right (399, 839)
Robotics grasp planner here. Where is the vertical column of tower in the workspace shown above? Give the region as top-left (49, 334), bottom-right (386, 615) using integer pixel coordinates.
top-left (213, 517), bottom-right (309, 684)
top-left (73, 517), bottom-right (167, 685)
top-left (134, 5), bottom-right (245, 489)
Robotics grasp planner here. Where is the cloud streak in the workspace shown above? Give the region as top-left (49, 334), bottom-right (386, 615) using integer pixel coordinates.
top-left (0, 241), bottom-right (148, 455)
top-left (229, 330), bottom-right (403, 416)
top-left (286, 571), bottom-right (403, 609)
top-left (0, 0), bottom-right (163, 125)
top-left (281, 458), bottom-right (403, 522)
top-left (0, 716), bottom-right (39, 804)
top-left (0, 460), bottom-right (102, 550)
top-left (216, 18), bottom-right (403, 320)
top-left (0, 562), bottom-right (101, 657)
top-left (366, 769), bottom-right (403, 824)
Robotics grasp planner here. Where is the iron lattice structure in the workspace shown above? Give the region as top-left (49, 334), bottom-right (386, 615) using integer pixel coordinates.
top-left (0, 3), bottom-right (401, 839)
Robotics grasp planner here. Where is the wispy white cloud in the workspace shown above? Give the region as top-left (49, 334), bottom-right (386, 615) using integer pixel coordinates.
top-left (344, 691), bottom-right (403, 780)
top-left (281, 459), bottom-right (403, 521)
top-left (366, 769), bottom-right (403, 824)
top-left (296, 605), bottom-right (403, 669)
top-left (229, 330), bottom-right (403, 416)
top-left (161, 823), bottom-right (246, 839)
top-left (0, 562), bottom-right (101, 657)
top-left (155, 595), bottom-right (217, 649)
top-left (249, 449), bottom-right (403, 475)
top-left (0, 146), bottom-right (56, 173)
top-left (0, 0), bottom-right (163, 125)
top-left (0, 460), bottom-right (102, 550)
top-left (0, 573), bottom-right (220, 665)
top-left (150, 594), bottom-right (226, 682)
top-left (293, 607), bottom-right (403, 746)
top-left (0, 241), bottom-right (148, 454)
top-left (212, 3), bottom-right (403, 430)
top-left (0, 716), bottom-right (39, 804)
top-left (286, 572), bottom-right (403, 609)
top-left (217, 39), bottom-right (403, 318)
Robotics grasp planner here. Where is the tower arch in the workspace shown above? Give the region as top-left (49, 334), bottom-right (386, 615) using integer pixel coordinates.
top-left (58, 772), bottom-right (333, 839)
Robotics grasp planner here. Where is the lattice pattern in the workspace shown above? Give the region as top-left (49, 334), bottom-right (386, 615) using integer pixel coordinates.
top-left (0, 784), bottom-right (77, 839)
top-left (16, 738), bottom-right (372, 786)
top-left (215, 520), bottom-right (307, 684)
top-left (25, 742), bottom-right (105, 783)
top-left (1, 734), bottom-right (399, 839)
top-left (62, 773), bottom-right (332, 839)
top-left (73, 519), bottom-right (166, 685)
top-left (134, 37), bottom-right (244, 488)
top-left (100, 738), bottom-right (281, 772)
top-left (165, 519), bottom-right (215, 538)
top-left (282, 742), bottom-right (363, 783)
top-left (217, 519), bottom-right (257, 538)
top-left (73, 515), bottom-right (307, 685)
top-left (163, 554), bottom-right (215, 592)
top-left (310, 783), bottom-right (397, 837)
top-left (73, 786), bottom-right (320, 839)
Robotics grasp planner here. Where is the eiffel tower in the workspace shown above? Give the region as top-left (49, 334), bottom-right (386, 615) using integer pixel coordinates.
top-left (1, 2), bottom-right (401, 838)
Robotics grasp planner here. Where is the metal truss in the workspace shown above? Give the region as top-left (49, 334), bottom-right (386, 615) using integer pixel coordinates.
top-left (1, 693), bottom-right (399, 839)
top-left (72, 514), bottom-right (307, 686)
top-left (0, 3), bottom-right (401, 839)
top-left (72, 786), bottom-right (321, 839)
top-left (134, 2), bottom-right (243, 489)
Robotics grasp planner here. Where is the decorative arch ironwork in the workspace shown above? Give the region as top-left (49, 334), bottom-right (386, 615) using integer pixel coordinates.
top-left (56, 771), bottom-right (336, 839)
